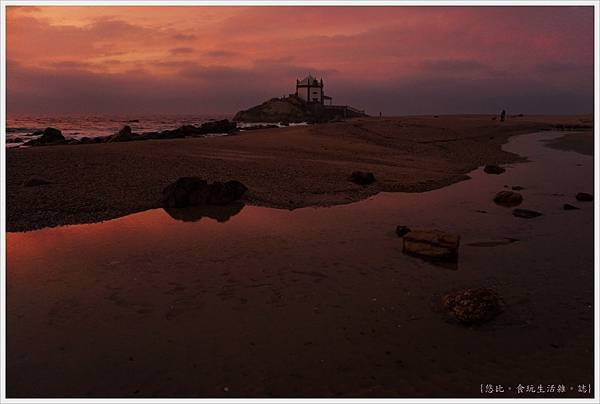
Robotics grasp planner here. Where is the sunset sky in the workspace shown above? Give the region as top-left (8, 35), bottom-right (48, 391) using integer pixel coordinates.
top-left (6, 6), bottom-right (595, 115)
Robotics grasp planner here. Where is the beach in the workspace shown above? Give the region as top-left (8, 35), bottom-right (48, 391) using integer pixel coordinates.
top-left (6, 124), bottom-right (594, 397)
top-left (5, 114), bottom-right (592, 232)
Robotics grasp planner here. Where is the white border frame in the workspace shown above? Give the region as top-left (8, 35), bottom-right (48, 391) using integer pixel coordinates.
top-left (0, 1), bottom-right (598, 403)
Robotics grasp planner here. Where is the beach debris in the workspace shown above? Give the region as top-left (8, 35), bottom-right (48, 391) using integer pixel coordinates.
top-left (162, 177), bottom-right (248, 208)
top-left (575, 192), bottom-right (593, 202)
top-left (350, 171), bottom-right (375, 185)
top-left (483, 164), bottom-right (505, 175)
top-left (563, 203), bottom-right (580, 210)
top-left (24, 127), bottom-right (65, 146)
top-left (441, 287), bottom-right (503, 325)
top-left (493, 191), bottom-right (523, 207)
top-left (513, 208), bottom-right (542, 218)
top-left (23, 176), bottom-right (52, 187)
top-left (108, 125), bottom-right (133, 142)
top-left (395, 225), bottom-right (411, 237)
top-left (402, 229), bottom-right (460, 261)
top-left (511, 185), bottom-right (524, 190)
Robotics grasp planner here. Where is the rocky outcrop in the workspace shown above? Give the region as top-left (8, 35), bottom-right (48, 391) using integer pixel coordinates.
top-left (233, 95), bottom-right (366, 123)
top-left (402, 229), bottom-right (460, 261)
top-left (162, 177), bottom-right (248, 208)
top-left (441, 288), bottom-right (503, 325)
top-left (493, 191), bottom-right (523, 207)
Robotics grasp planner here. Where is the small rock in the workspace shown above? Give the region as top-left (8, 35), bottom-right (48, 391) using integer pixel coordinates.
top-left (441, 288), bottom-right (503, 325)
top-left (403, 229), bottom-right (460, 261)
top-left (511, 186), bottom-right (524, 191)
top-left (350, 171), bottom-right (375, 185)
top-left (563, 204), bottom-right (580, 210)
top-left (23, 176), bottom-right (52, 187)
top-left (513, 208), bottom-right (542, 218)
top-left (494, 191), bottom-right (523, 207)
top-left (483, 164), bottom-right (505, 175)
top-left (395, 225), bottom-right (411, 237)
top-left (575, 192), bottom-right (593, 202)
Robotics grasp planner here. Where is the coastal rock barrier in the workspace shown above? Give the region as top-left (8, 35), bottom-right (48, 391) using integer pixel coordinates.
top-left (22, 119), bottom-right (238, 147)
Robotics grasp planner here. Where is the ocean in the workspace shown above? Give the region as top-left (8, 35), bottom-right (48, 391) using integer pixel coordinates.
top-left (5, 113), bottom-right (232, 146)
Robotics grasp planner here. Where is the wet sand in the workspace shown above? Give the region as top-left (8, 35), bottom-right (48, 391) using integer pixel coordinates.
top-left (6, 131), bottom-right (594, 398)
top-left (5, 114), bottom-right (592, 232)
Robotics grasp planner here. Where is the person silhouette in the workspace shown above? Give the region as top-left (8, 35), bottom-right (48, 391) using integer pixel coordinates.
top-left (500, 110), bottom-right (506, 122)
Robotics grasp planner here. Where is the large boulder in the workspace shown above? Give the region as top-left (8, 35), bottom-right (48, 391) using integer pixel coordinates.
top-left (493, 191), bottom-right (523, 207)
top-left (441, 288), bottom-right (503, 325)
top-left (350, 171), bottom-right (375, 185)
top-left (402, 229), bottom-right (460, 261)
top-left (24, 127), bottom-right (65, 146)
top-left (162, 177), bottom-right (247, 208)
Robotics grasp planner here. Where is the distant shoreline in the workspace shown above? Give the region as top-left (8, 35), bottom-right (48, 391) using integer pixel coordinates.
top-left (6, 114), bottom-right (593, 232)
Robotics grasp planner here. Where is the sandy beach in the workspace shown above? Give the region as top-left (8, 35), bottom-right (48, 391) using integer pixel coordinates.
top-left (5, 114), bottom-right (592, 232)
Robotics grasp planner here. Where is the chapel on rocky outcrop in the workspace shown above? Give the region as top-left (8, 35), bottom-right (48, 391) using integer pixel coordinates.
top-left (295, 74), bottom-right (333, 105)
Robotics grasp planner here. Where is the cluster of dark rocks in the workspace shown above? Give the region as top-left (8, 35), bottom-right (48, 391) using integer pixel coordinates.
top-left (162, 177), bottom-right (248, 208)
top-left (20, 120), bottom-right (238, 147)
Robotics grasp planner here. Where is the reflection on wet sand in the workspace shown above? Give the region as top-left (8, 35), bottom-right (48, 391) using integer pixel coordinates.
top-left (164, 202), bottom-right (245, 223)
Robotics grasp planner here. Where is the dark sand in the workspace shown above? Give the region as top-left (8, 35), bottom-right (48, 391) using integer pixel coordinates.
top-left (6, 130), bottom-right (595, 398)
top-left (6, 114), bottom-right (592, 232)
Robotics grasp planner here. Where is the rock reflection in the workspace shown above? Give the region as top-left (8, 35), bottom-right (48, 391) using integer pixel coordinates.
top-left (163, 202), bottom-right (245, 223)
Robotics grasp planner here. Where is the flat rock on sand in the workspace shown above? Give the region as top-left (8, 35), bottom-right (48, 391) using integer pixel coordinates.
top-left (402, 229), bottom-right (460, 261)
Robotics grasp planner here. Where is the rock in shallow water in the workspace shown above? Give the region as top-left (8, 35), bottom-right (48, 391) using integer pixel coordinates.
top-left (402, 229), bottom-right (460, 261)
top-left (494, 191), bottom-right (523, 207)
top-left (483, 164), bottom-right (505, 175)
top-left (350, 171), bottom-right (375, 185)
top-left (513, 208), bottom-right (542, 218)
top-left (162, 177), bottom-right (247, 208)
top-left (563, 203), bottom-right (580, 210)
top-left (441, 288), bottom-right (503, 325)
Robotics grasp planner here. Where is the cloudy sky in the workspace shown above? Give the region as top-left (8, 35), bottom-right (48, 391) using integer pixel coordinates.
top-left (6, 6), bottom-right (595, 115)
